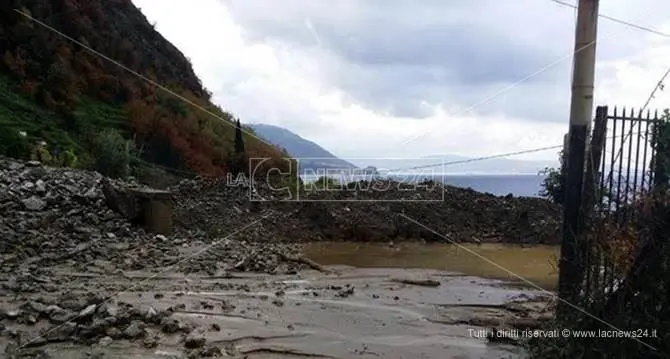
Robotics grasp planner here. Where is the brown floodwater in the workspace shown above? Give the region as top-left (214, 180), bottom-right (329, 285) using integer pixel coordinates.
top-left (303, 242), bottom-right (560, 290)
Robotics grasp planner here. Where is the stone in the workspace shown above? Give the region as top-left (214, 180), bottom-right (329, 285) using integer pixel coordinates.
top-left (160, 317), bottom-right (182, 334)
top-left (106, 327), bottom-right (122, 339)
top-left (123, 320), bottom-right (145, 339)
top-left (49, 308), bottom-right (75, 324)
top-left (3, 309), bottom-right (21, 320)
top-left (21, 196), bottom-right (47, 211)
top-left (143, 335), bottom-right (159, 348)
top-left (144, 306), bottom-right (158, 321)
top-left (200, 346), bottom-right (223, 357)
top-left (209, 323), bottom-right (221, 332)
top-left (26, 301), bottom-right (49, 314)
top-left (98, 336), bottom-right (113, 347)
top-left (184, 334), bottom-right (206, 349)
top-left (35, 180), bottom-right (47, 193)
top-left (79, 304), bottom-right (97, 318)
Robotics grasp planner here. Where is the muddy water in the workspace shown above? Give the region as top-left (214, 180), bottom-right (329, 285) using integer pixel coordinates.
top-left (303, 242), bottom-right (560, 290)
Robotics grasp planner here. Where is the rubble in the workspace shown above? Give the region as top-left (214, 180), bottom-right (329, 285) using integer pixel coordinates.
top-left (1, 292), bottom-right (190, 347)
top-left (0, 156), bottom-right (561, 355)
top-left (171, 176), bottom-right (561, 244)
top-left (0, 157), bottom-right (304, 278)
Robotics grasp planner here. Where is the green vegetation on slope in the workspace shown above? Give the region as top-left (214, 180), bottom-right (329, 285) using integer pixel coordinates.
top-left (0, 0), bottom-right (290, 178)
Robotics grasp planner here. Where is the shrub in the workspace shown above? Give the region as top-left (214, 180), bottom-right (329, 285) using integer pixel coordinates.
top-left (91, 129), bottom-right (135, 178)
top-left (57, 148), bottom-right (78, 168)
top-left (539, 150), bottom-right (565, 204)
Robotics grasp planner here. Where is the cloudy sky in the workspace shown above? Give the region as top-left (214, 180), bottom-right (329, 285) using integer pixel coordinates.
top-left (131, 0), bottom-right (670, 163)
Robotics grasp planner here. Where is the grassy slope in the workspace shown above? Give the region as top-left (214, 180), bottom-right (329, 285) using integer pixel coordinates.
top-left (0, 74), bottom-right (128, 165)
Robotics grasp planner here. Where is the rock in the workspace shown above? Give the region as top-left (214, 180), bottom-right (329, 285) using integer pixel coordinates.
top-left (199, 345), bottom-right (223, 357)
top-left (90, 318), bottom-right (109, 332)
top-left (35, 180), bottom-right (47, 194)
top-left (79, 304), bottom-right (97, 318)
top-left (143, 335), bottom-right (159, 348)
top-left (184, 334), bottom-right (206, 349)
top-left (160, 317), bottom-right (182, 334)
top-left (98, 336), bottom-right (113, 347)
top-left (26, 301), bottom-right (49, 314)
top-left (44, 305), bottom-right (61, 315)
top-left (335, 287), bottom-right (355, 298)
top-left (21, 196), bottom-right (47, 211)
top-left (123, 321), bottom-right (145, 339)
top-left (106, 327), bottom-right (122, 339)
top-left (210, 323), bottom-right (221, 332)
top-left (46, 322), bottom-right (77, 341)
top-left (144, 306), bottom-right (159, 322)
top-left (3, 309), bottom-right (21, 320)
top-left (49, 308), bottom-right (75, 324)
top-left (104, 305), bottom-right (119, 318)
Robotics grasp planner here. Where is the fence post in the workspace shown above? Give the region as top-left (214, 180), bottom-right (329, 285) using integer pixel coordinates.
top-left (582, 107), bottom-right (608, 211)
top-left (581, 106), bottom-right (608, 297)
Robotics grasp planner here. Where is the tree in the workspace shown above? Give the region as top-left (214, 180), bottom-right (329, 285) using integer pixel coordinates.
top-left (234, 119), bottom-right (245, 154)
top-left (233, 119), bottom-right (246, 175)
top-left (539, 149), bottom-right (565, 205)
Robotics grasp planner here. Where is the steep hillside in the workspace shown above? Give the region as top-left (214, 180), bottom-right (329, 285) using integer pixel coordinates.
top-left (250, 123), bottom-right (357, 171)
top-left (0, 0), bottom-right (289, 176)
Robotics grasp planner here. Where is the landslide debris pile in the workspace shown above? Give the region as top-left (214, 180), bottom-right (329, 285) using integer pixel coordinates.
top-left (170, 177), bottom-right (562, 244)
top-left (0, 157), bottom-right (303, 277)
top-left (288, 181), bottom-right (561, 243)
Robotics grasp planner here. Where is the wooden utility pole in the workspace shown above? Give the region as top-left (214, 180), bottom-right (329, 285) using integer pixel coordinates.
top-left (557, 0), bottom-right (600, 316)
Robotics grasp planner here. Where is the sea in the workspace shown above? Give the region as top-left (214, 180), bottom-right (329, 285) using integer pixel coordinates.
top-left (437, 174), bottom-right (546, 197)
top-left (300, 174), bottom-right (547, 198)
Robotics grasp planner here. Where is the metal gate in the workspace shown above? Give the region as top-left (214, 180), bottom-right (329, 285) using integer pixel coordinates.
top-left (581, 105), bottom-right (668, 307)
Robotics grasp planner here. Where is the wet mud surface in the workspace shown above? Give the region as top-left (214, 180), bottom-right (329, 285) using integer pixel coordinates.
top-left (1, 266), bottom-right (553, 359)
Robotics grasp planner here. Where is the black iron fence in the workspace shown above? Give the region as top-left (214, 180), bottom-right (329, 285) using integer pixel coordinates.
top-left (579, 106), bottom-right (662, 301)
top-left (570, 105), bottom-right (670, 357)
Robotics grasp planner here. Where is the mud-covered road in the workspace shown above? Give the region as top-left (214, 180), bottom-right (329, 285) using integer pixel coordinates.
top-left (1, 265), bottom-right (553, 359)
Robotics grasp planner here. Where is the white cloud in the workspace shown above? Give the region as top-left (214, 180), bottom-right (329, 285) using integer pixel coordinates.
top-left (131, 0), bottom-right (670, 164)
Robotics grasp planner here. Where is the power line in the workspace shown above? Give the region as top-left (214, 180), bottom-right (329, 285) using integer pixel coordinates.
top-left (384, 131), bottom-right (645, 173)
top-left (384, 145), bottom-right (564, 173)
top-left (550, 0), bottom-right (670, 38)
top-left (137, 131), bottom-right (647, 178)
